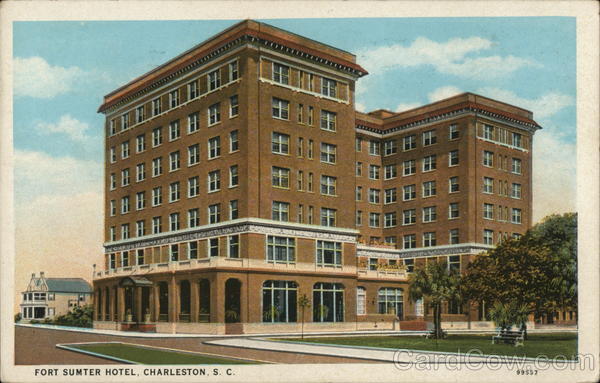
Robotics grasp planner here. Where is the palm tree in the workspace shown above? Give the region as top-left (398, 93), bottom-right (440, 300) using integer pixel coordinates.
top-left (298, 294), bottom-right (311, 339)
top-left (408, 260), bottom-right (462, 339)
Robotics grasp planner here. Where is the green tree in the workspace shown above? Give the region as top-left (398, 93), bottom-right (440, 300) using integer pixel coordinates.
top-left (298, 294), bottom-right (311, 339)
top-left (409, 260), bottom-right (461, 339)
top-left (489, 301), bottom-right (530, 332)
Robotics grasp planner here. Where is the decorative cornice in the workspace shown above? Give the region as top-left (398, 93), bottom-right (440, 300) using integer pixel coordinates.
top-left (356, 243), bottom-right (493, 259)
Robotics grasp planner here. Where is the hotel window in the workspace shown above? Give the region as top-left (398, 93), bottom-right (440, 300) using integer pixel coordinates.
top-left (449, 176), bottom-right (459, 193)
top-left (109, 119), bottom-right (117, 135)
top-left (110, 147), bottom-right (116, 163)
top-left (369, 140), bottom-right (380, 156)
top-left (321, 208), bottom-right (337, 227)
top-left (229, 61), bottom-right (239, 81)
top-left (109, 227), bottom-right (116, 241)
top-left (403, 160), bottom-right (416, 176)
top-left (449, 203), bottom-right (459, 219)
top-left (121, 168), bottom-right (130, 186)
top-left (511, 183), bottom-right (522, 199)
top-left (188, 242), bottom-right (198, 259)
top-left (384, 139), bottom-right (397, 156)
top-left (320, 143), bottom-right (337, 164)
top-left (313, 282), bottom-right (344, 322)
top-left (170, 244), bottom-right (179, 261)
top-left (228, 235), bottom-right (240, 258)
top-left (136, 221), bottom-right (144, 239)
top-left (151, 158), bottom-right (162, 177)
top-left (298, 71), bottom-right (305, 88)
top-left (512, 233), bottom-right (522, 240)
top-left (355, 137), bottom-right (362, 152)
top-left (136, 192), bottom-right (146, 210)
top-left (384, 188), bottom-right (397, 204)
top-left (403, 184), bottom-right (416, 201)
top-left (357, 287), bottom-right (366, 315)
top-left (403, 258), bottom-right (415, 272)
top-left (109, 253), bottom-right (116, 269)
top-left (448, 255), bottom-right (461, 272)
top-left (169, 213), bottom-right (180, 231)
top-left (448, 150), bottom-right (459, 166)
top-left (423, 232), bottom-right (436, 247)
top-left (449, 229), bottom-right (459, 244)
top-left (208, 103), bottom-right (221, 126)
top-left (483, 150), bottom-right (494, 167)
top-left (483, 203), bottom-right (494, 220)
top-left (423, 130), bottom-right (437, 146)
top-left (271, 132), bottom-right (289, 154)
top-left (188, 80), bottom-right (198, 99)
top-left (208, 238), bottom-right (219, 257)
top-left (298, 170), bottom-right (304, 191)
top-left (272, 98), bottom-right (289, 119)
top-left (321, 77), bottom-right (337, 97)
top-left (355, 162), bottom-right (362, 176)
top-left (152, 216), bottom-right (162, 234)
top-left (320, 175), bottom-right (337, 196)
top-left (188, 208), bottom-right (199, 228)
top-left (385, 237), bottom-right (397, 246)
top-left (208, 170), bottom-right (220, 192)
top-left (121, 250), bottom-right (129, 266)
top-left (308, 206), bottom-right (314, 224)
top-left (316, 241), bottom-right (342, 266)
top-left (272, 201), bottom-right (290, 222)
top-left (188, 144), bottom-right (200, 166)
top-left (169, 120), bottom-right (180, 141)
top-left (230, 130), bottom-right (239, 152)
top-left (308, 73), bottom-right (315, 91)
top-left (320, 110), bottom-right (336, 131)
top-left (208, 204), bottom-right (221, 224)
top-left (169, 151), bottom-right (180, 172)
top-left (449, 124), bottom-right (459, 140)
top-left (297, 137), bottom-right (304, 157)
top-left (384, 164), bottom-right (397, 180)
top-left (272, 166), bottom-right (290, 188)
top-left (208, 69), bottom-right (221, 90)
top-left (423, 181), bottom-right (436, 197)
top-left (273, 63), bottom-right (289, 84)
top-left (423, 155), bottom-right (436, 172)
top-left (384, 212), bottom-right (397, 228)
top-left (109, 200), bottom-right (116, 216)
top-left (169, 182), bottom-right (180, 202)
top-left (152, 97), bottom-right (161, 116)
top-left (369, 258), bottom-right (378, 270)
top-left (208, 136), bottom-right (221, 159)
top-left (512, 132), bottom-right (523, 148)
top-left (369, 212), bottom-right (380, 228)
top-left (403, 209), bottom-right (416, 225)
top-left (229, 165), bottom-right (239, 187)
top-left (403, 135), bottom-right (416, 151)
top-left (369, 165), bottom-right (380, 180)
top-left (230, 95), bottom-right (239, 117)
top-left (136, 134), bottom-right (145, 153)
top-left (267, 236), bottom-right (295, 263)
top-left (308, 173), bottom-right (314, 192)
top-left (356, 210), bottom-right (362, 226)
top-left (423, 206), bottom-right (437, 223)
top-left (121, 141), bottom-right (130, 159)
top-left (307, 139), bottom-right (314, 159)
top-left (137, 249), bottom-right (145, 265)
top-left (483, 229), bottom-right (494, 245)
top-left (512, 208), bottom-right (522, 224)
top-left (483, 124), bottom-right (494, 140)
top-left (135, 106), bottom-right (144, 123)
top-left (121, 113), bottom-right (129, 130)
top-left (378, 288), bottom-right (403, 315)
top-left (298, 204), bottom-right (304, 223)
top-left (121, 196), bottom-right (130, 214)
top-left (169, 90), bottom-right (179, 109)
top-left (188, 112), bottom-right (199, 133)
top-left (483, 177), bottom-right (494, 194)
top-left (512, 158), bottom-right (522, 174)
top-left (152, 127), bottom-right (163, 147)
top-left (229, 200), bottom-right (238, 219)
top-left (110, 173), bottom-right (116, 190)
top-left (369, 188), bottom-right (380, 204)
top-left (152, 187), bottom-right (162, 206)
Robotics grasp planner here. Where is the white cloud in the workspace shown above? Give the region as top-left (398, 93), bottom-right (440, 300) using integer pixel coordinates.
top-left (356, 36), bottom-right (534, 80)
top-left (14, 56), bottom-right (86, 98)
top-left (476, 87), bottom-right (574, 119)
top-left (355, 102), bottom-right (367, 113)
top-left (35, 114), bottom-right (91, 142)
top-left (427, 86), bottom-right (464, 102)
top-left (395, 102), bottom-right (421, 112)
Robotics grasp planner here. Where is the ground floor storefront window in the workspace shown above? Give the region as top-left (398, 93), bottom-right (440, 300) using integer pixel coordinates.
top-left (313, 283), bottom-right (344, 322)
top-left (262, 280), bottom-right (297, 323)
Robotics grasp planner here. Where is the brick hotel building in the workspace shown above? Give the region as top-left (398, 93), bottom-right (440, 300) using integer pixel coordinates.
top-left (93, 20), bottom-right (540, 334)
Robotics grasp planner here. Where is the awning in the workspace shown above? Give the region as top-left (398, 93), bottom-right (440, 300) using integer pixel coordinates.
top-left (119, 276), bottom-right (153, 287)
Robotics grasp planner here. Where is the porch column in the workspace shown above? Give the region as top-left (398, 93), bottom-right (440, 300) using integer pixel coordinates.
top-left (135, 286), bottom-right (143, 323)
top-left (214, 274), bottom-right (224, 323)
top-left (153, 284), bottom-right (160, 322)
top-left (170, 275), bottom-right (177, 323)
top-left (117, 287), bottom-right (125, 322)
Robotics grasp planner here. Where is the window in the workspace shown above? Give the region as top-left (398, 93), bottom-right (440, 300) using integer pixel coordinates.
top-left (369, 188), bottom-right (380, 204)
top-left (369, 140), bottom-right (380, 156)
top-left (121, 249), bottom-right (130, 266)
top-left (152, 127), bottom-right (163, 147)
top-left (110, 147), bottom-right (116, 163)
top-left (188, 241), bottom-right (198, 259)
top-left (298, 170), bottom-right (305, 191)
top-left (121, 196), bottom-right (130, 214)
top-left (152, 187), bottom-right (162, 206)
top-left (403, 209), bottom-right (416, 225)
top-left (448, 255), bottom-right (460, 272)
top-left (272, 201), bottom-right (290, 222)
top-left (169, 151), bottom-right (180, 171)
top-left (316, 241), bottom-right (342, 266)
top-left (188, 112), bottom-right (199, 133)
top-left (512, 158), bottom-right (522, 174)
top-left (121, 113), bottom-right (129, 130)
top-left (449, 203), bottom-right (459, 219)
top-left (320, 175), bottom-right (336, 196)
top-left (208, 136), bottom-right (221, 158)
top-left (313, 282), bottom-right (344, 322)
top-left (166, 181), bottom-right (179, 202)
top-left (403, 184), bottom-right (416, 201)
top-left (449, 124), bottom-right (459, 140)
top-left (298, 204), bottom-right (304, 223)
top-left (135, 105), bottom-right (145, 123)
top-left (357, 287), bottom-right (366, 315)
top-left (272, 166), bottom-right (290, 188)
top-left (320, 143), bottom-right (336, 164)
top-left (512, 208), bottom-right (522, 224)
top-left (423, 232), bottom-right (436, 247)
top-left (355, 137), bottom-right (362, 152)
top-left (208, 69), bottom-right (221, 90)
top-left (298, 104), bottom-right (305, 123)
top-left (320, 110), bottom-right (336, 131)
top-left (449, 229), bottom-right (459, 244)
top-left (448, 150), bottom-right (459, 166)
top-left (423, 155), bottom-right (436, 172)
top-left (272, 98), bottom-right (289, 119)
top-left (208, 170), bottom-right (220, 192)
top-left (483, 124), bottom-right (494, 140)
top-left (188, 80), bottom-right (198, 99)
top-left (110, 173), bottom-right (116, 190)
top-left (355, 210), bottom-right (362, 226)
top-left (109, 200), bottom-right (116, 216)
top-left (403, 135), bottom-right (416, 151)
top-left (169, 212), bottom-right (180, 231)
top-left (384, 164), bottom-right (397, 180)
top-left (369, 165), bottom-right (380, 180)
top-left (321, 77), bottom-right (337, 97)
top-left (230, 95), bottom-right (239, 117)
top-left (385, 188), bottom-right (397, 204)
top-left (228, 235), bottom-right (239, 258)
top-left (273, 63), bottom-right (289, 84)
top-left (208, 204), bottom-right (221, 224)
top-left (229, 61), bottom-right (239, 81)
top-left (423, 130), bottom-right (437, 146)
top-left (262, 281), bottom-right (298, 323)
top-left (423, 181), bottom-right (436, 197)
top-left (271, 132), bottom-right (289, 154)
top-left (121, 168), bottom-right (130, 186)
top-left (152, 216), bottom-right (162, 234)
top-left (423, 206), bottom-right (437, 222)
top-left (208, 103), bottom-right (221, 125)
top-left (308, 173), bottom-right (313, 192)
top-left (152, 98), bottom-right (161, 116)
top-left (483, 229), bottom-right (494, 245)
top-left (121, 141), bottom-right (130, 159)
top-left (229, 165), bottom-right (239, 187)
top-left (152, 157), bottom-right (162, 177)
top-left (449, 176), bottom-right (459, 193)
top-left (267, 236), bottom-right (295, 263)
top-left (229, 200), bottom-right (238, 220)
top-left (109, 119), bottom-right (117, 135)
top-left (169, 90), bottom-right (179, 109)
top-left (384, 140), bottom-right (397, 156)
top-left (136, 134), bottom-right (145, 153)
top-left (208, 238), bottom-right (219, 257)
top-left (109, 227), bottom-right (116, 241)
top-left (511, 183), bottom-right (522, 199)
top-left (308, 106), bottom-right (314, 125)
top-left (483, 203), bottom-right (494, 220)
top-left (384, 212), bottom-right (397, 228)
top-left (188, 208), bottom-right (200, 228)
top-left (320, 208), bottom-right (337, 227)
top-left (378, 288), bottom-right (403, 315)
top-left (403, 160), bottom-right (416, 176)
top-left (512, 132), bottom-right (522, 148)
top-left (297, 137), bottom-right (304, 157)
top-left (355, 162), bottom-right (362, 176)
top-left (136, 192), bottom-right (145, 210)
top-left (483, 177), bottom-right (494, 194)
top-left (188, 144), bottom-right (200, 166)
top-left (483, 150), bottom-right (494, 167)
top-left (230, 130), bottom-right (239, 152)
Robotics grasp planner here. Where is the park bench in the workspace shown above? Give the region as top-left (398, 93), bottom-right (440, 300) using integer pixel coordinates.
top-left (492, 328), bottom-right (525, 347)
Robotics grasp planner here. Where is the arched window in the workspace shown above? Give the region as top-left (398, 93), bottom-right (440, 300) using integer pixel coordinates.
top-left (356, 287), bottom-right (366, 315)
top-left (199, 279), bottom-right (210, 322)
top-left (378, 287), bottom-right (403, 318)
top-left (262, 281), bottom-right (298, 323)
top-left (313, 283), bottom-right (344, 322)
top-left (179, 280), bottom-right (191, 322)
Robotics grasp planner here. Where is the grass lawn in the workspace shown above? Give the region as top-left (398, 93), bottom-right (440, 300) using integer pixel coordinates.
top-left (280, 333), bottom-right (577, 359)
top-left (68, 343), bottom-right (258, 365)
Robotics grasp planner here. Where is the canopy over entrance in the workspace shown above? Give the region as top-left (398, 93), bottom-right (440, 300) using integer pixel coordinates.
top-left (119, 276), bottom-right (153, 287)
